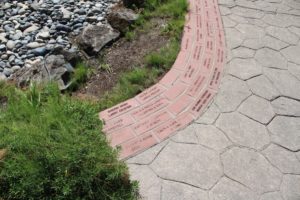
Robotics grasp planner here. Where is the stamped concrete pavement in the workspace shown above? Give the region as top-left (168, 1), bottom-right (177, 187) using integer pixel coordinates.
top-left (127, 0), bottom-right (300, 199)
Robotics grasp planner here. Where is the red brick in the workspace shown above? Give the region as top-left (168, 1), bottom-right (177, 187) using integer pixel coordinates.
top-left (119, 132), bottom-right (158, 159)
top-left (159, 69), bottom-right (182, 87)
top-left (103, 114), bottom-right (135, 134)
top-left (133, 110), bottom-right (172, 135)
top-left (107, 127), bottom-right (136, 147)
top-left (189, 89), bottom-right (216, 117)
top-left (168, 94), bottom-right (194, 115)
top-left (131, 98), bottom-right (169, 119)
top-left (136, 84), bottom-right (165, 104)
top-left (164, 81), bottom-right (187, 100)
top-left (154, 119), bottom-right (181, 141)
top-left (99, 98), bottom-right (140, 121)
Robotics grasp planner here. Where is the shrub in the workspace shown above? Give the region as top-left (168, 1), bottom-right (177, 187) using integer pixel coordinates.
top-left (0, 82), bottom-right (138, 200)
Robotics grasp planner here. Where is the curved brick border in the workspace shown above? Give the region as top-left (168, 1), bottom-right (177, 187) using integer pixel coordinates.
top-left (99, 0), bottom-right (225, 159)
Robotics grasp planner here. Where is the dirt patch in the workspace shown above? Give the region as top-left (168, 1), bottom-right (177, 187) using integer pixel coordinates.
top-left (74, 18), bottom-right (170, 98)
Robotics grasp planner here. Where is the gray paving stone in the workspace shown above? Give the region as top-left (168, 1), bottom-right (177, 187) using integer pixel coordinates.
top-left (161, 181), bottom-right (208, 200)
top-left (228, 58), bottom-right (262, 80)
top-left (236, 24), bottom-right (265, 39)
top-left (280, 175), bottom-right (300, 200)
top-left (223, 16), bottom-right (237, 28)
top-left (214, 76), bottom-right (252, 112)
top-left (263, 14), bottom-right (297, 28)
top-left (238, 95), bottom-right (275, 124)
top-left (263, 35), bottom-right (289, 51)
top-left (271, 97), bottom-right (300, 116)
top-left (225, 28), bottom-right (245, 49)
top-left (194, 124), bottom-right (231, 152)
top-left (231, 47), bottom-right (255, 59)
top-left (126, 140), bottom-right (168, 165)
top-left (260, 192), bottom-right (283, 200)
top-left (128, 164), bottom-right (161, 200)
top-left (150, 142), bottom-right (223, 189)
top-left (216, 112), bottom-right (270, 149)
top-left (242, 38), bottom-right (264, 50)
top-left (247, 75), bottom-right (280, 100)
top-left (266, 26), bottom-right (299, 45)
top-left (219, 6), bottom-right (231, 16)
top-left (255, 48), bottom-right (287, 69)
top-left (264, 68), bottom-right (300, 100)
top-left (263, 144), bottom-right (300, 174)
top-left (281, 45), bottom-right (300, 65)
top-left (218, 0), bottom-right (235, 7)
top-left (229, 14), bottom-right (250, 24)
top-left (209, 177), bottom-right (259, 200)
top-left (268, 116), bottom-right (300, 151)
top-left (221, 147), bottom-right (282, 194)
top-left (288, 62), bottom-right (300, 80)
top-left (288, 26), bottom-right (300, 38)
top-left (196, 103), bottom-right (220, 124)
top-left (231, 6), bottom-right (264, 19)
top-left (171, 124), bottom-right (198, 144)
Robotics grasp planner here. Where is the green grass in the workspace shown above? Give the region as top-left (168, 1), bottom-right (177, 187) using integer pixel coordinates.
top-left (0, 82), bottom-right (138, 200)
top-left (98, 0), bottom-right (187, 110)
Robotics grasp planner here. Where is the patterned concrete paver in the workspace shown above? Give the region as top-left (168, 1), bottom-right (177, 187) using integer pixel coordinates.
top-left (100, 0), bottom-right (300, 199)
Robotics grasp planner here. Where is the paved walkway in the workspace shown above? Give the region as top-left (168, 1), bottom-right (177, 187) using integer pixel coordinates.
top-left (99, 0), bottom-right (225, 159)
top-left (124, 0), bottom-right (300, 199)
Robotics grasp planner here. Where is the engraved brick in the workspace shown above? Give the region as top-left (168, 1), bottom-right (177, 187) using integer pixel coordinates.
top-left (164, 81), bottom-right (187, 100)
top-left (103, 114), bottom-right (135, 134)
top-left (133, 110), bottom-right (172, 135)
top-left (169, 94), bottom-right (194, 115)
top-left (180, 61), bottom-right (200, 83)
top-left (131, 98), bottom-right (169, 119)
top-left (173, 50), bottom-right (190, 71)
top-left (209, 65), bottom-right (223, 90)
top-left (175, 112), bottom-right (195, 129)
top-left (154, 119), bottom-right (181, 141)
top-left (187, 74), bottom-right (207, 96)
top-left (181, 32), bottom-right (195, 52)
top-left (190, 89), bottom-right (215, 117)
top-left (107, 127), bottom-right (136, 147)
top-left (136, 84), bottom-right (165, 104)
top-left (119, 132), bottom-right (158, 159)
top-left (100, 98), bottom-right (140, 121)
top-left (160, 69), bottom-right (182, 87)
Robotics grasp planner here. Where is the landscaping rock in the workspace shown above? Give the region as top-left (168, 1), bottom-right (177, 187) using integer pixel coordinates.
top-left (14, 55), bottom-right (74, 90)
top-left (108, 7), bottom-right (139, 33)
top-left (77, 24), bottom-right (120, 55)
top-left (0, 149), bottom-right (7, 160)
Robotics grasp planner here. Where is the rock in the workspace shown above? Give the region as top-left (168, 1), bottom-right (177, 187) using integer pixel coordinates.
top-left (0, 73), bottom-right (7, 81)
top-left (123, 0), bottom-right (145, 8)
top-left (77, 24), bottom-right (120, 55)
top-left (30, 47), bottom-right (48, 56)
top-left (23, 24), bottom-right (39, 34)
top-left (26, 42), bottom-right (45, 49)
top-left (6, 40), bottom-right (15, 50)
top-left (108, 7), bottom-right (138, 33)
top-left (3, 68), bottom-right (13, 77)
top-left (13, 55), bottom-right (73, 90)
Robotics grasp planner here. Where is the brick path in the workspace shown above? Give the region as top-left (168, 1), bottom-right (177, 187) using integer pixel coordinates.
top-left (99, 0), bottom-right (225, 159)
top-left (100, 0), bottom-right (300, 199)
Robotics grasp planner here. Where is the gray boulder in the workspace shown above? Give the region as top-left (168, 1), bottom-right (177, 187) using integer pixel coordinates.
top-left (108, 7), bottom-right (139, 33)
top-left (13, 55), bottom-right (74, 90)
top-left (77, 24), bottom-right (120, 56)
